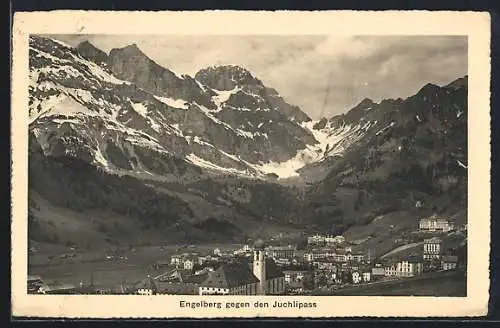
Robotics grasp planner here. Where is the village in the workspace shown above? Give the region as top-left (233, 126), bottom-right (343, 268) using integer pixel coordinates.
top-left (28, 214), bottom-right (467, 296)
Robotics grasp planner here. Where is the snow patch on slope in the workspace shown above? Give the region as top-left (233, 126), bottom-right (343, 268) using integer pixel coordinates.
top-left (255, 144), bottom-right (324, 179)
top-left (375, 121), bottom-right (395, 136)
top-left (129, 101), bottom-right (161, 132)
top-left (130, 101), bottom-right (148, 117)
top-left (212, 86), bottom-right (241, 108)
top-left (94, 146), bottom-right (110, 168)
top-left (42, 95), bottom-right (96, 117)
top-left (153, 95), bottom-right (189, 109)
top-left (186, 153), bottom-right (256, 178)
top-left (78, 59), bottom-right (130, 85)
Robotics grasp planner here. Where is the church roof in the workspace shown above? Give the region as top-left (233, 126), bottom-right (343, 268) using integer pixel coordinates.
top-left (262, 258), bottom-right (284, 280)
top-left (201, 262), bottom-right (259, 288)
top-left (200, 256), bottom-right (285, 289)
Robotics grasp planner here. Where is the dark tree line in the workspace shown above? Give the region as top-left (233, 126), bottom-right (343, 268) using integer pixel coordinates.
top-left (29, 147), bottom-right (194, 228)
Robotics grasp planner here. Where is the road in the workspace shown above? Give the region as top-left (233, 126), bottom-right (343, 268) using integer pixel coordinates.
top-left (379, 241), bottom-right (423, 259)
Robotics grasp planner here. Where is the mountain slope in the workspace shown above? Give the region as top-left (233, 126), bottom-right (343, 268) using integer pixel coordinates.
top-left (27, 35), bottom-right (320, 246)
top-left (298, 77), bottom-right (468, 232)
top-left (27, 35), bottom-right (468, 247)
top-left (29, 36), bottom-right (320, 180)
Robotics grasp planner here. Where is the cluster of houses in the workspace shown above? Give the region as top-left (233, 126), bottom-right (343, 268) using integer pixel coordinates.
top-left (29, 215), bottom-right (465, 296)
top-left (144, 222), bottom-right (460, 295)
top-left (137, 240), bottom-right (286, 296)
top-left (167, 252), bottom-right (221, 271)
top-left (373, 235), bottom-right (460, 281)
top-left (134, 235), bottom-right (380, 296)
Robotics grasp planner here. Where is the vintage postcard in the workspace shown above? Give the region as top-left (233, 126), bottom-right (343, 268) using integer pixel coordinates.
top-left (11, 10), bottom-right (491, 318)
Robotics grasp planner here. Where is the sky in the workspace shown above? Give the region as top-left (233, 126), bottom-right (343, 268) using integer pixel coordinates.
top-left (47, 34), bottom-right (468, 120)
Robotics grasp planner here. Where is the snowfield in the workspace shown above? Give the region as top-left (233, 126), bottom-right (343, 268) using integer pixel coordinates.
top-left (28, 35), bottom-right (379, 180)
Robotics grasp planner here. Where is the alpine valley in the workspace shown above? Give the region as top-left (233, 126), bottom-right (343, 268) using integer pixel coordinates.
top-left (28, 36), bottom-right (468, 249)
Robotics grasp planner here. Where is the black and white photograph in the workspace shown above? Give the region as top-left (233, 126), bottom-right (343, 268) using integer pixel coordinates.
top-left (11, 10), bottom-right (491, 318)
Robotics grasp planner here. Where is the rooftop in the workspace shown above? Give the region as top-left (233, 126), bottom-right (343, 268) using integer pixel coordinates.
top-left (40, 283), bottom-right (76, 292)
top-left (28, 275), bottom-right (43, 282)
top-left (424, 237), bottom-right (443, 243)
top-left (442, 255), bottom-right (458, 262)
top-left (201, 263), bottom-right (259, 289)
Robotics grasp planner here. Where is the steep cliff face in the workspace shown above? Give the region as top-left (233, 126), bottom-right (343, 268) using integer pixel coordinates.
top-left (29, 36), bottom-right (320, 180)
top-left (76, 40), bottom-right (109, 66)
top-left (108, 44), bottom-right (216, 109)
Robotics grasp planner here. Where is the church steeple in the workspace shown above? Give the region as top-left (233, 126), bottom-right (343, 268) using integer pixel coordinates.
top-left (252, 239), bottom-right (266, 295)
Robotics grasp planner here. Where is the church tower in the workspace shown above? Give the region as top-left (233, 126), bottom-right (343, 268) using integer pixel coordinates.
top-left (252, 239), bottom-right (266, 295)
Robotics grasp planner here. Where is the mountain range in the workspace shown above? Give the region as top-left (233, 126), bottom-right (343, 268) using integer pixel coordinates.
top-left (27, 35), bottom-right (468, 248)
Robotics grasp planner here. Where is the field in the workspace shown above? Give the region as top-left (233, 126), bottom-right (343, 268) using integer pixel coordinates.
top-left (332, 269), bottom-right (467, 296)
top-left (29, 189), bottom-right (302, 250)
top-left (28, 243), bottom-right (243, 289)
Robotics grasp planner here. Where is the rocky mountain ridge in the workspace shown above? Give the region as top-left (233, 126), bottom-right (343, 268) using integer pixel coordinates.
top-left (27, 35), bottom-right (468, 247)
top-left (29, 36), bottom-right (331, 180)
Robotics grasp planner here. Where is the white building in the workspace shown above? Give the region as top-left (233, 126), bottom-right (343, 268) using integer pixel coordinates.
top-left (423, 237), bottom-right (442, 260)
top-left (325, 235), bottom-right (346, 245)
top-left (371, 264), bottom-right (386, 277)
top-left (170, 255), bottom-right (183, 266)
top-left (384, 264), bottom-right (398, 277)
top-left (396, 260), bottom-right (423, 277)
top-left (304, 252), bottom-right (315, 262)
top-left (283, 270), bottom-right (307, 284)
top-left (183, 259), bottom-right (195, 270)
top-left (136, 275), bottom-right (157, 295)
top-left (307, 234), bottom-right (326, 245)
top-left (352, 271), bottom-right (362, 284)
top-left (137, 288), bottom-right (154, 295)
top-left (385, 259), bottom-right (423, 278)
top-left (265, 245), bottom-right (296, 259)
top-left (441, 255), bottom-right (458, 271)
top-left (308, 234), bottom-right (346, 245)
top-left (419, 215), bottom-right (454, 232)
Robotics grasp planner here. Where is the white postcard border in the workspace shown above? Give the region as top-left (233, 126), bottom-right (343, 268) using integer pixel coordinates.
top-left (11, 10), bottom-right (491, 318)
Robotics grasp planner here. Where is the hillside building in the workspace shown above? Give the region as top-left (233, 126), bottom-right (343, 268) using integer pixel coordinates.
top-left (441, 255), bottom-right (458, 271)
top-left (383, 256), bottom-right (423, 278)
top-left (307, 234), bottom-right (346, 245)
top-left (396, 260), bottom-right (423, 277)
top-left (419, 215), bottom-right (454, 232)
top-left (325, 235), bottom-right (346, 245)
top-left (371, 263), bottom-right (386, 277)
top-left (423, 237), bottom-right (442, 260)
top-left (265, 245), bottom-right (296, 259)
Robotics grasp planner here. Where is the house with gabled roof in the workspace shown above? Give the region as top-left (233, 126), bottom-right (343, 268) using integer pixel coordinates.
top-left (136, 269), bottom-right (210, 295)
top-left (199, 241), bottom-right (285, 295)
